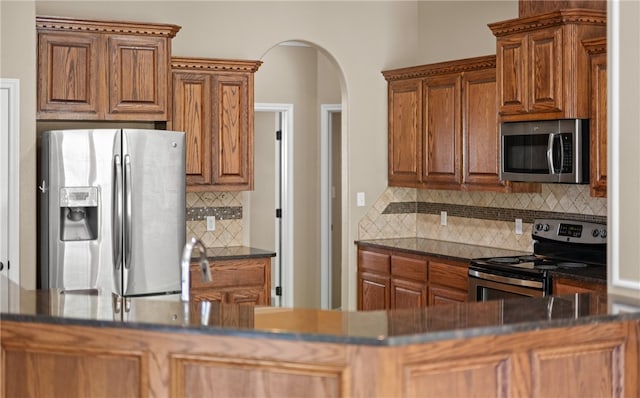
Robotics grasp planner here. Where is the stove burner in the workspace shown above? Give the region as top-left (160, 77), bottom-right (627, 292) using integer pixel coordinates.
top-left (488, 257), bottom-right (520, 264)
top-left (557, 262), bottom-right (587, 268)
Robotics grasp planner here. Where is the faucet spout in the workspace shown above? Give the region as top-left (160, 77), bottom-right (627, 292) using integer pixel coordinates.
top-left (180, 237), bottom-right (212, 302)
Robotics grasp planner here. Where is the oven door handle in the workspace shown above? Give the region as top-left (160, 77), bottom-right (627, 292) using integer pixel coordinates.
top-left (469, 269), bottom-right (544, 289)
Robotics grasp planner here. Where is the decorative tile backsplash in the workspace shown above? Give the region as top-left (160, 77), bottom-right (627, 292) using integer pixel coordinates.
top-left (185, 192), bottom-right (244, 248)
top-left (359, 185), bottom-right (607, 252)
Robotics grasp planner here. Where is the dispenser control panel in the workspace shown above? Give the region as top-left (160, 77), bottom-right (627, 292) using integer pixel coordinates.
top-left (60, 187), bottom-right (98, 207)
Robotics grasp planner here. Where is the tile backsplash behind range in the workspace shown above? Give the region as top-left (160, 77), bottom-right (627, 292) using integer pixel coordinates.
top-left (359, 185), bottom-right (607, 252)
top-left (185, 192), bottom-right (244, 247)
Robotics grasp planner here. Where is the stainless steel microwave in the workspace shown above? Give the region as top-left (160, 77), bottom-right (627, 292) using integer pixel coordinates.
top-left (500, 119), bottom-right (589, 183)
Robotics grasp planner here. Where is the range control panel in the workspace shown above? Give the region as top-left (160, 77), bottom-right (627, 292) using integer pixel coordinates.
top-left (533, 219), bottom-right (607, 244)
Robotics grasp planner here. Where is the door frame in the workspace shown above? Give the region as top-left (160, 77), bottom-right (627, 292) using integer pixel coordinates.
top-left (0, 78), bottom-right (21, 298)
top-left (320, 104), bottom-right (341, 309)
top-left (254, 103), bottom-right (294, 308)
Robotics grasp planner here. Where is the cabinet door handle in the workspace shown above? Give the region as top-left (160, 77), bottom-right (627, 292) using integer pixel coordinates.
top-left (0, 262), bottom-right (4, 271)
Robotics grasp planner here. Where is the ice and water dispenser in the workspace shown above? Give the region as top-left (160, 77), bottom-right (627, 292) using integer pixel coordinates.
top-left (59, 187), bottom-right (99, 241)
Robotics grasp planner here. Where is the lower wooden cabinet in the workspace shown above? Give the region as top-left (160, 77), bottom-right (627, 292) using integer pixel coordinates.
top-left (190, 257), bottom-right (271, 305)
top-left (357, 245), bottom-right (469, 311)
top-left (552, 276), bottom-right (607, 313)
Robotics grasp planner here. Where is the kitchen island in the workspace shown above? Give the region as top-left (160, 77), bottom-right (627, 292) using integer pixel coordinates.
top-left (2, 282), bottom-right (639, 397)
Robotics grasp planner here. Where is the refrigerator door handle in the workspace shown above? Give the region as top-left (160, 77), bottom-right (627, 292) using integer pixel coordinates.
top-left (124, 154), bottom-right (133, 269)
top-left (113, 155), bottom-right (123, 270)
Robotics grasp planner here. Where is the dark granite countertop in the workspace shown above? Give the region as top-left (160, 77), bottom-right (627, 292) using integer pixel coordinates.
top-left (355, 238), bottom-right (607, 284)
top-left (2, 280), bottom-right (638, 347)
top-left (194, 246), bottom-right (276, 261)
top-left (355, 238), bottom-right (531, 262)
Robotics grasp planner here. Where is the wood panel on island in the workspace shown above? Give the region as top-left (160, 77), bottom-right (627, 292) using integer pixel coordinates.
top-left (383, 55), bottom-right (539, 194)
top-left (170, 57), bottom-right (262, 192)
top-left (36, 16), bottom-right (180, 121)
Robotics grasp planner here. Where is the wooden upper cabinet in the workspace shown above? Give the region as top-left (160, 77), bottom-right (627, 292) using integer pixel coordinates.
top-left (423, 73), bottom-right (462, 188)
top-left (462, 68), bottom-right (505, 190)
top-left (37, 32), bottom-right (101, 117)
top-left (489, 9), bottom-right (606, 121)
top-left (107, 35), bottom-right (169, 117)
top-left (387, 79), bottom-right (422, 186)
top-left (171, 58), bottom-right (262, 191)
top-left (36, 16), bottom-right (180, 121)
top-left (519, 0), bottom-right (606, 18)
top-left (383, 55), bottom-right (526, 192)
top-left (584, 37), bottom-right (607, 198)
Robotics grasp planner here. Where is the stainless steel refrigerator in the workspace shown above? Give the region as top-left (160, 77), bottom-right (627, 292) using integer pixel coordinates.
top-left (38, 129), bottom-right (185, 297)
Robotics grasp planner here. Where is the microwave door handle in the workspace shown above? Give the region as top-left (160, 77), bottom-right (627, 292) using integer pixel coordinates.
top-left (547, 133), bottom-right (557, 174)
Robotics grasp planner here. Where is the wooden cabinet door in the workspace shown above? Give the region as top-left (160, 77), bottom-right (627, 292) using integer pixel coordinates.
top-left (590, 51), bottom-right (607, 197)
top-left (429, 285), bottom-right (468, 306)
top-left (423, 74), bottom-right (462, 187)
top-left (358, 271), bottom-right (390, 311)
top-left (107, 35), bottom-right (169, 120)
top-left (37, 32), bottom-right (102, 119)
top-left (172, 72), bottom-right (212, 185)
top-left (496, 34), bottom-right (527, 115)
top-left (211, 73), bottom-right (253, 189)
top-left (527, 27), bottom-right (563, 115)
top-left (227, 288), bottom-right (265, 305)
top-left (391, 277), bottom-right (427, 309)
top-left (388, 79), bottom-right (422, 186)
top-left (462, 67), bottom-right (504, 189)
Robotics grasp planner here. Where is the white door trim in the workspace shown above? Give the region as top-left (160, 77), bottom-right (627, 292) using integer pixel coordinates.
top-left (0, 78), bottom-right (20, 288)
top-left (320, 104), bottom-right (341, 309)
top-left (254, 103), bottom-right (294, 307)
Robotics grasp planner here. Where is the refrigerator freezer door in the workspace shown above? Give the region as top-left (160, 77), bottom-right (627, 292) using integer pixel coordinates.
top-left (122, 129), bottom-right (185, 296)
top-left (43, 129), bottom-right (120, 292)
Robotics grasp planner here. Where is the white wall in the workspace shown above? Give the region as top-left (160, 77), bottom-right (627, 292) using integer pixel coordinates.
top-left (418, 0), bottom-right (517, 64)
top-left (0, 1), bottom-right (36, 289)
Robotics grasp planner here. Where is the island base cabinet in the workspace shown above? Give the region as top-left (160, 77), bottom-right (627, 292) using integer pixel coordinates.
top-left (1, 319), bottom-right (638, 397)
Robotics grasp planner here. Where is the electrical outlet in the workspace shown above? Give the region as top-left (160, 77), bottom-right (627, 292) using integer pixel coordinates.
top-left (356, 192), bottom-right (365, 207)
top-left (440, 211), bottom-right (447, 226)
top-left (515, 218), bottom-right (523, 235)
top-left (206, 216), bottom-right (216, 231)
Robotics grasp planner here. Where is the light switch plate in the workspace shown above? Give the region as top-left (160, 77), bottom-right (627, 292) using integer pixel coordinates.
top-left (356, 192), bottom-right (365, 207)
top-left (515, 218), bottom-right (523, 235)
top-left (440, 211), bottom-right (447, 226)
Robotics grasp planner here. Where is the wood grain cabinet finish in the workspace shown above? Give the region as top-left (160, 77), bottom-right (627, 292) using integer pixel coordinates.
top-left (3, 318), bottom-right (637, 397)
top-left (171, 58), bottom-right (262, 191)
top-left (387, 79), bottom-right (423, 186)
top-left (383, 55), bottom-right (530, 192)
top-left (357, 245), bottom-right (469, 310)
top-left (552, 275), bottom-right (607, 312)
top-left (357, 247), bottom-right (391, 311)
top-left (584, 37), bottom-right (607, 198)
top-left (190, 257), bottom-right (271, 305)
top-left (489, 9), bottom-right (606, 121)
top-left (36, 16), bottom-right (180, 121)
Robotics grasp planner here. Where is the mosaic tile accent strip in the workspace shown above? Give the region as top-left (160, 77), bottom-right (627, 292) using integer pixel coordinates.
top-left (384, 202), bottom-right (606, 225)
top-left (186, 206), bottom-right (242, 221)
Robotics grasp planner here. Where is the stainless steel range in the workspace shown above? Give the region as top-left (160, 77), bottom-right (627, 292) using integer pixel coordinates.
top-left (468, 218), bottom-right (607, 301)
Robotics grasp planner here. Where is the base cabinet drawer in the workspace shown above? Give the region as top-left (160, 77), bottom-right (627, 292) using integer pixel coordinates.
top-left (190, 257), bottom-right (271, 305)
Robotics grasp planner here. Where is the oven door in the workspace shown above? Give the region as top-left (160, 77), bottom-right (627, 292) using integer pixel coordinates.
top-left (468, 270), bottom-right (545, 301)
